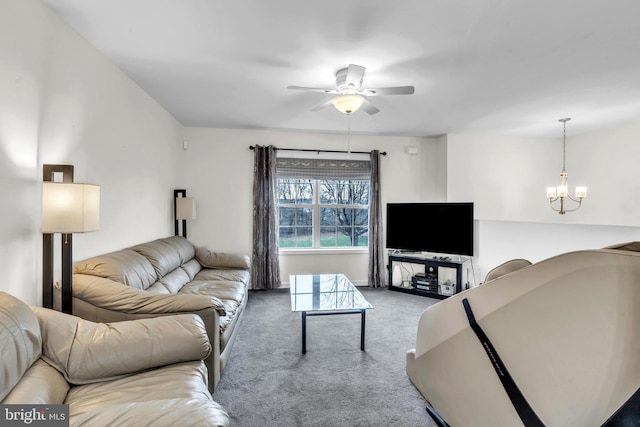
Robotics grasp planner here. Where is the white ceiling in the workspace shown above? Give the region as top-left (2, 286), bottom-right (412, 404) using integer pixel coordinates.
top-left (42, 0), bottom-right (640, 138)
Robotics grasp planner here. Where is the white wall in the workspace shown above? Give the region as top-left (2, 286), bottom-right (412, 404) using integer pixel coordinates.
top-left (182, 127), bottom-right (437, 285)
top-left (0, 0), bottom-right (184, 304)
top-left (447, 120), bottom-right (640, 226)
top-left (446, 122), bottom-right (640, 282)
top-left (447, 133), bottom-right (558, 220)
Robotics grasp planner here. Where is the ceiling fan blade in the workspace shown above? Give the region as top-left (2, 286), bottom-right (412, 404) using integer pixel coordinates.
top-left (361, 86), bottom-right (415, 96)
top-left (310, 98), bottom-right (334, 112)
top-left (345, 64), bottom-right (365, 90)
top-left (361, 99), bottom-right (380, 115)
top-left (287, 86), bottom-right (338, 94)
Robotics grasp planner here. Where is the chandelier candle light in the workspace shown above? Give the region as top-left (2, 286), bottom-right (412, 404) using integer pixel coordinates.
top-left (546, 118), bottom-right (587, 214)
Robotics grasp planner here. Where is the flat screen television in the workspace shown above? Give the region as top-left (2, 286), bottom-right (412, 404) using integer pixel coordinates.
top-left (385, 202), bottom-right (474, 256)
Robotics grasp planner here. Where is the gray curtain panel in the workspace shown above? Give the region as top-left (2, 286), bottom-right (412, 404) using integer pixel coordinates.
top-left (368, 150), bottom-right (387, 288)
top-left (251, 145), bottom-right (281, 290)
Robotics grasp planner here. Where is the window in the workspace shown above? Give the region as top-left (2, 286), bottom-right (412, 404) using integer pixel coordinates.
top-left (276, 157), bottom-right (371, 249)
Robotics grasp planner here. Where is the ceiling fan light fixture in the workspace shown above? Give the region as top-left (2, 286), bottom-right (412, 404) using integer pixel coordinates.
top-left (331, 94), bottom-right (364, 114)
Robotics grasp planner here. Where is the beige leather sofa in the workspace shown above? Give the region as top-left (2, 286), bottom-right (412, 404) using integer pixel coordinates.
top-left (406, 243), bottom-right (640, 426)
top-left (0, 291), bottom-right (229, 427)
top-left (70, 236), bottom-right (250, 392)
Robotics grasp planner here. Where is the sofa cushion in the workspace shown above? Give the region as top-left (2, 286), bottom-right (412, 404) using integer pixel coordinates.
top-left (181, 259), bottom-right (203, 280)
top-left (180, 282), bottom-right (243, 312)
top-left (70, 397), bottom-right (229, 427)
top-left (131, 237), bottom-right (195, 278)
top-left (182, 280), bottom-right (245, 305)
top-left (2, 359), bottom-right (69, 404)
top-left (0, 292), bottom-right (42, 402)
top-left (66, 362), bottom-right (229, 426)
top-left (179, 281), bottom-right (245, 335)
top-left (194, 269), bottom-right (250, 286)
top-left (73, 250), bottom-right (157, 290)
top-left (159, 268), bottom-right (192, 294)
top-left (161, 236), bottom-right (197, 264)
top-left (145, 281), bottom-right (171, 294)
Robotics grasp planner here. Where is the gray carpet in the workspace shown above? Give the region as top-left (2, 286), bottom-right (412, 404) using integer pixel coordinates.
top-left (212, 287), bottom-right (440, 427)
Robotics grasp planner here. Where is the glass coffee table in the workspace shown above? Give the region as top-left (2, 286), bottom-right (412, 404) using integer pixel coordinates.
top-left (290, 274), bottom-right (373, 354)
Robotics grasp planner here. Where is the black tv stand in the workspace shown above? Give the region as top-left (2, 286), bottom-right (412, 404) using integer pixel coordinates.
top-left (388, 252), bottom-right (469, 299)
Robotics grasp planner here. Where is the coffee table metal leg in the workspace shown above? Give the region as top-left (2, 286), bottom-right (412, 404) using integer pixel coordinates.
top-left (361, 309), bottom-right (366, 351)
top-left (302, 311), bottom-right (307, 354)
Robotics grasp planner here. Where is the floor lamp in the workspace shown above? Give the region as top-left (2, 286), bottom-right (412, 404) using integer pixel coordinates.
top-left (42, 164), bottom-right (100, 314)
top-left (174, 189), bottom-right (196, 238)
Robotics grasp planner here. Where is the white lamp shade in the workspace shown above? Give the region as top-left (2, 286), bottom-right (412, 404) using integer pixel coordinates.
top-left (42, 182), bottom-right (100, 233)
top-left (575, 186), bottom-right (587, 198)
top-left (176, 197), bottom-right (196, 220)
top-left (331, 94), bottom-right (365, 114)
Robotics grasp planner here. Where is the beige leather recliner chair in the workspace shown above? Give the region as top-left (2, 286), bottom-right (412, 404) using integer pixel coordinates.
top-left (406, 245), bottom-right (640, 426)
top-left (1, 291), bottom-right (230, 427)
top-left (484, 258), bottom-right (532, 283)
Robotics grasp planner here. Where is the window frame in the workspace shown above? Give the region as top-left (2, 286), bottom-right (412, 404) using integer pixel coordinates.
top-left (277, 177), bottom-right (370, 251)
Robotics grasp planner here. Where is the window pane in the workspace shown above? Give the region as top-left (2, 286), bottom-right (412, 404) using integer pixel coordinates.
top-left (336, 181), bottom-right (351, 204)
top-left (296, 227), bottom-right (312, 247)
top-left (279, 207), bottom-right (296, 227)
top-left (298, 207), bottom-right (313, 226)
top-left (336, 208), bottom-right (354, 227)
top-left (279, 207), bottom-right (312, 227)
top-left (355, 228), bottom-right (368, 247)
top-left (294, 181), bottom-right (313, 204)
top-left (277, 179), bottom-right (313, 204)
top-left (337, 227), bottom-right (353, 247)
top-left (320, 207), bottom-right (336, 226)
top-left (351, 181), bottom-right (370, 204)
top-left (354, 208), bottom-right (368, 225)
top-left (320, 226), bottom-right (337, 247)
top-left (277, 180), bottom-right (297, 204)
top-left (319, 181), bottom-right (336, 204)
top-left (323, 180), bottom-right (369, 204)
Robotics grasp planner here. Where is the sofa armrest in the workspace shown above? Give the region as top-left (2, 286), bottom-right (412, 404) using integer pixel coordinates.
top-left (32, 307), bottom-right (211, 385)
top-left (195, 247), bottom-right (250, 270)
top-left (73, 274), bottom-right (226, 316)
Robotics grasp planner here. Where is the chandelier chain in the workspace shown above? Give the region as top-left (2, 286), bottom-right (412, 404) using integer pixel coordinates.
top-left (562, 119), bottom-right (566, 171)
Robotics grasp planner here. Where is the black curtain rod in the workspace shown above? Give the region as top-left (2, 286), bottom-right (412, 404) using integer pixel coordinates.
top-left (249, 146), bottom-right (386, 156)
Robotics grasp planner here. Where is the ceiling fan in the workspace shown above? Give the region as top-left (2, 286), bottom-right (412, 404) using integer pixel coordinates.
top-left (287, 64), bottom-right (415, 115)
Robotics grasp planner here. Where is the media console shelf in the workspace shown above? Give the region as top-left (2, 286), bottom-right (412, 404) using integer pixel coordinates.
top-left (388, 253), bottom-right (470, 299)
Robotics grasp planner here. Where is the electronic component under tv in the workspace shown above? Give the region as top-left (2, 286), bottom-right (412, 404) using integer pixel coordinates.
top-left (385, 202), bottom-right (474, 256)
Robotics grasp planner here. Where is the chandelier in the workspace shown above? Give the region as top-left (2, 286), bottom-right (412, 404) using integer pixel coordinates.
top-left (546, 118), bottom-right (587, 214)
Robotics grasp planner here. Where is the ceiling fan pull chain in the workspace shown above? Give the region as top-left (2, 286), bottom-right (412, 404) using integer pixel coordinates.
top-left (347, 113), bottom-right (351, 154)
